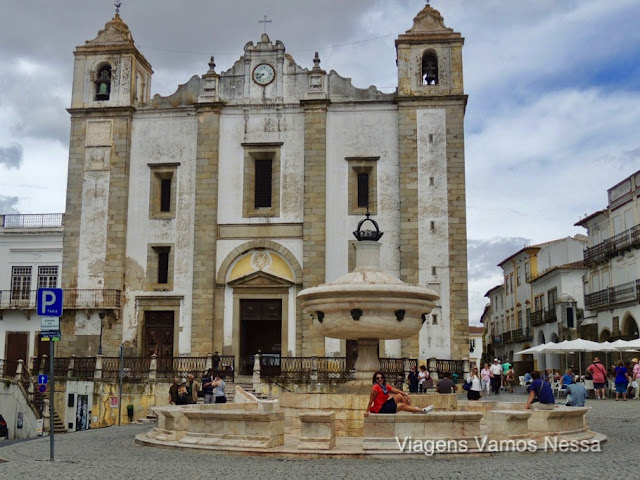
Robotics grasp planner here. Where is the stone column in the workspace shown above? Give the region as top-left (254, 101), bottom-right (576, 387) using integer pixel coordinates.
top-left (301, 99), bottom-right (330, 357)
top-left (310, 356), bottom-right (319, 383)
top-left (149, 354), bottom-right (157, 380)
top-left (354, 339), bottom-right (381, 381)
top-left (67, 354), bottom-right (76, 379)
top-left (14, 359), bottom-right (24, 382)
top-left (94, 354), bottom-right (103, 379)
top-left (428, 357), bottom-right (439, 381)
top-left (252, 354), bottom-right (261, 391)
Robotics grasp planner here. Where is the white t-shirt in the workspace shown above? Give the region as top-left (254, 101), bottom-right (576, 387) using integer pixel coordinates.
top-left (490, 364), bottom-right (502, 376)
top-left (466, 375), bottom-right (482, 391)
top-left (418, 370), bottom-right (429, 384)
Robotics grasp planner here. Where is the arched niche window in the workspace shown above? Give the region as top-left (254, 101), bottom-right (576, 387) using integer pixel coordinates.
top-left (95, 64), bottom-right (112, 101)
top-left (422, 51), bottom-right (438, 85)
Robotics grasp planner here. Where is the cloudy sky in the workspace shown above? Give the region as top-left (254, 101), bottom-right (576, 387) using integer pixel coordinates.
top-left (1, 0), bottom-right (639, 326)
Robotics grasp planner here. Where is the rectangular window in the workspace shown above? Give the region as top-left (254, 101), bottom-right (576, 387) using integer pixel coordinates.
top-left (548, 288), bottom-right (557, 308)
top-left (432, 314), bottom-right (438, 325)
top-left (38, 266), bottom-right (58, 288)
top-left (148, 163), bottom-right (179, 219)
top-left (524, 262), bottom-right (530, 282)
top-left (516, 267), bottom-right (521, 286)
top-left (157, 249), bottom-right (170, 284)
top-left (160, 178), bottom-right (172, 212)
top-left (357, 173), bottom-right (369, 208)
top-left (254, 159), bottom-right (273, 208)
top-left (505, 276), bottom-right (509, 295)
top-left (510, 273), bottom-right (514, 293)
top-left (242, 144), bottom-right (281, 217)
top-left (11, 266), bottom-right (32, 300)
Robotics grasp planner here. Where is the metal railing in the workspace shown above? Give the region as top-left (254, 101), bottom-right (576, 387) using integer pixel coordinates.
top-left (0, 289), bottom-right (121, 310)
top-left (585, 279), bottom-right (640, 310)
top-left (156, 356), bottom-right (234, 382)
top-left (0, 359), bottom-right (19, 378)
top-left (435, 359), bottom-right (465, 378)
top-left (584, 224), bottom-right (640, 266)
top-left (503, 327), bottom-right (533, 344)
top-left (530, 309), bottom-right (544, 327)
top-left (1, 213), bottom-right (63, 228)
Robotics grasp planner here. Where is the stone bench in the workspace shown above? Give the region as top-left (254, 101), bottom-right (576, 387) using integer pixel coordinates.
top-left (363, 411), bottom-right (483, 451)
top-left (528, 406), bottom-right (589, 436)
top-left (487, 410), bottom-right (533, 440)
top-left (298, 411), bottom-right (336, 450)
top-left (179, 409), bottom-right (284, 448)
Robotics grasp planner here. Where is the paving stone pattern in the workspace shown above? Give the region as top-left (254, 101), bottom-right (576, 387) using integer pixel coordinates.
top-left (0, 393), bottom-right (638, 480)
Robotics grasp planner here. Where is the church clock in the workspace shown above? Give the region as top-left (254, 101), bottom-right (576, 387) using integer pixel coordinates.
top-left (252, 63), bottom-right (275, 86)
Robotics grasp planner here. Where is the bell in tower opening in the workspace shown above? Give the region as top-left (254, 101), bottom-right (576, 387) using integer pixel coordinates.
top-left (95, 65), bottom-right (112, 100)
top-left (422, 51), bottom-right (438, 85)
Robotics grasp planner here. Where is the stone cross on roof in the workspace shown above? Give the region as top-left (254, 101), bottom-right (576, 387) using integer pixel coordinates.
top-left (259, 15), bottom-right (272, 34)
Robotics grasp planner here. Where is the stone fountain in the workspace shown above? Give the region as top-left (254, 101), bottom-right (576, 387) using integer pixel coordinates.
top-left (297, 213), bottom-right (439, 392)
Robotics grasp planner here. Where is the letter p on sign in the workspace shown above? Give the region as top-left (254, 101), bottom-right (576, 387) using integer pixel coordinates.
top-left (37, 288), bottom-right (63, 317)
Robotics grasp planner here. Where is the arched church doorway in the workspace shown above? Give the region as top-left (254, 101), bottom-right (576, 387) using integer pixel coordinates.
top-left (240, 299), bottom-right (282, 374)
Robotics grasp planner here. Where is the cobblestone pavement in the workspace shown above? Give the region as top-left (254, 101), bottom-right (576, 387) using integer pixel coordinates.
top-left (0, 393), bottom-right (638, 480)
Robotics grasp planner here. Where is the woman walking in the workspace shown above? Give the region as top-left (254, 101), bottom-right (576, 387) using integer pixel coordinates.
top-left (480, 363), bottom-right (491, 396)
top-left (466, 365), bottom-right (482, 401)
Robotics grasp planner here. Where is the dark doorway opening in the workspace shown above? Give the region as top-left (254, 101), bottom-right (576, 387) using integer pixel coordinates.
top-left (240, 299), bottom-right (282, 375)
top-left (143, 311), bottom-right (174, 357)
top-left (6, 332), bottom-right (28, 377)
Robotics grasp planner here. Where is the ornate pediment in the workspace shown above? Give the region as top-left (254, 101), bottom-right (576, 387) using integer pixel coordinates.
top-left (227, 270), bottom-right (293, 288)
top-left (406, 5), bottom-right (454, 34)
top-left (86, 14), bottom-right (134, 45)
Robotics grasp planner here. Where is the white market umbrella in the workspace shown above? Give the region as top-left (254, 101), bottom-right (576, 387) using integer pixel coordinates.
top-left (515, 344), bottom-right (547, 355)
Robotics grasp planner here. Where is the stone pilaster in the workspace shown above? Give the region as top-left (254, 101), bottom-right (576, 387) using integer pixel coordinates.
top-left (301, 99), bottom-right (329, 356)
top-left (445, 103), bottom-right (469, 360)
top-left (397, 106), bottom-right (420, 359)
top-left (191, 104), bottom-right (223, 355)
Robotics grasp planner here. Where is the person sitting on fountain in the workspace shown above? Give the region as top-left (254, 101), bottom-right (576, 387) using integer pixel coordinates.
top-left (365, 372), bottom-right (434, 416)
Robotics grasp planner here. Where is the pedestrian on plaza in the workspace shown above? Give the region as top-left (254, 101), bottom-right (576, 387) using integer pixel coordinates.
top-left (505, 367), bottom-right (515, 393)
top-left (407, 366), bottom-right (419, 393)
top-left (212, 375), bottom-right (227, 403)
top-left (587, 357), bottom-right (608, 400)
top-left (480, 363), bottom-right (492, 395)
top-left (565, 382), bottom-right (587, 407)
top-left (418, 365), bottom-right (430, 393)
top-left (501, 359), bottom-right (512, 378)
top-left (168, 377), bottom-right (180, 405)
top-left (176, 379), bottom-right (189, 405)
top-left (201, 368), bottom-right (215, 404)
top-left (631, 358), bottom-right (640, 400)
top-left (614, 360), bottom-right (629, 401)
top-left (489, 358), bottom-right (502, 394)
top-left (466, 365), bottom-right (482, 401)
top-left (524, 371), bottom-right (555, 410)
top-left (560, 368), bottom-right (574, 389)
top-left (436, 372), bottom-right (457, 394)
top-left (186, 373), bottom-right (201, 404)
top-left (212, 351), bottom-right (221, 371)
top-left (365, 372), bottom-right (434, 415)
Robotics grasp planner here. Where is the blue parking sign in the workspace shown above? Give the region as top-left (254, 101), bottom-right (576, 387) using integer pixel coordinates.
top-left (37, 288), bottom-right (63, 317)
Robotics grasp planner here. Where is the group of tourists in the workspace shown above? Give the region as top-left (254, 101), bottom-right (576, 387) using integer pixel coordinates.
top-left (584, 356), bottom-right (640, 401)
top-left (168, 368), bottom-right (227, 405)
top-left (406, 365), bottom-right (433, 393)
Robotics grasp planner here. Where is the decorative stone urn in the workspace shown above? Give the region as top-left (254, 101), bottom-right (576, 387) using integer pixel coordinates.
top-left (297, 214), bottom-right (439, 390)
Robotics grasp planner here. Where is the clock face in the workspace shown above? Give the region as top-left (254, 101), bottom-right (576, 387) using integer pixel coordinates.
top-left (253, 63), bottom-right (275, 86)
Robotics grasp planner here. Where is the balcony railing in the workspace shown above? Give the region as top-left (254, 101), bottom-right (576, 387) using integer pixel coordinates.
top-left (584, 224), bottom-right (640, 266)
top-left (1, 213), bottom-right (64, 228)
top-left (503, 327), bottom-right (532, 344)
top-left (585, 280), bottom-right (640, 310)
top-left (0, 289), bottom-right (121, 310)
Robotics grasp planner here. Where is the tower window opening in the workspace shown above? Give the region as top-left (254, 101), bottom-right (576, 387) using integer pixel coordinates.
top-left (95, 65), bottom-right (112, 101)
top-left (422, 52), bottom-right (439, 85)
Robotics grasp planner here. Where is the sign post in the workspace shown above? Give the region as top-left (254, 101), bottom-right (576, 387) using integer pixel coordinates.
top-left (37, 287), bottom-right (63, 462)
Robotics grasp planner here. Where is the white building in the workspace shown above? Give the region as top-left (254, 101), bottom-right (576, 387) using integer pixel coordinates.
top-left (0, 214), bottom-right (63, 373)
top-left (576, 169), bottom-right (640, 344)
top-left (482, 235), bottom-right (586, 369)
top-left (58, 4), bottom-right (471, 371)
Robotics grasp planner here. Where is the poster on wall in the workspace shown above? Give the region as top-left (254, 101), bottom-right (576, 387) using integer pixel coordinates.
top-left (76, 395), bottom-right (89, 431)
top-left (110, 397), bottom-right (119, 408)
top-left (17, 412), bottom-right (23, 429)
top-left (36, 419), bottom-right (44, 436)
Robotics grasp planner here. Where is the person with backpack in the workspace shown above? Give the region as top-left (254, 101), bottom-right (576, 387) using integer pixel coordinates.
top-left (524, 371), bottom-right (555, 410)
top-left (587, 357), bottom-right (608, 400)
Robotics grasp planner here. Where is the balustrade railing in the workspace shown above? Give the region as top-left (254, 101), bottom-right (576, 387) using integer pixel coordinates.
top-left (503, 327), bottom-right (532, 344)
top-left (0, 359), bottom-right (19, 378)
top-left (1, 213), bottom-right (63, 228)
top-left (530, 309), bottom-right (544, 327)
top-left (585, 280), bottom-right (640, 310)
top-left (584, 224), bottom-right (640, 266)
top-left (435, 359), bottom-right (465, 379)
top-left (0, 289), bottom-right (121, 310)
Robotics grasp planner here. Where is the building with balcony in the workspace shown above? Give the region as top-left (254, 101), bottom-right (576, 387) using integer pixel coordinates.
top-left (528, 261), bottom-right (587, 371)
top-left (0, 214), bottom-right (63, 373)
top-left (481, 235), bottom-right (586, 371)
top-left (576, 169), bottom-right (640, 344)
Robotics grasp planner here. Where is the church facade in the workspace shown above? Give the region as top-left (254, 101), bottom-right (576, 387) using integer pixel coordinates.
top-left (59, 4), bottom-right (469, 371)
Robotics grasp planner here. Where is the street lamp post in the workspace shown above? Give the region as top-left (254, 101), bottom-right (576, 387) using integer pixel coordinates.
top-left (98, 311), bottom-right (106, 355)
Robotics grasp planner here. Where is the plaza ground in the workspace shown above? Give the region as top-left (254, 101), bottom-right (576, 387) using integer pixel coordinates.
top-left (0, 392), bottom-right (638, 480)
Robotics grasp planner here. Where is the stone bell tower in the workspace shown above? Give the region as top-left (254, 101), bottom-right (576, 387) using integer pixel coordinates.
top-left (60, 14), bottom-right (153, 355)
top-left (395, 3), bottom-right (469, 360)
